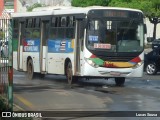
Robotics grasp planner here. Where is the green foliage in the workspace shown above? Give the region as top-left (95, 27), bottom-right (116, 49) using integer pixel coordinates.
top-left (0, 31), bottom-right (4, 39)
top-left (71, 0), bottom-right (110, 7)
top-left (0, 96), bottom-right (11, 111)
top-left (108, 0), bottom-right (160, 18)
top-left (27, 3), bottom-right (45, 12)
top-left (72, 0), bottom-right (160, 17)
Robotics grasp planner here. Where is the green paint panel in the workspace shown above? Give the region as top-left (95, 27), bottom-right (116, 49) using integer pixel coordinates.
top-left (13, 39), bottom-right (18, 51)
top-left (90, 58), bottom-right (104, 66)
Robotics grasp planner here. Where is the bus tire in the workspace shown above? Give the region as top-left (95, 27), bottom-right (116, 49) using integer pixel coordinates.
top-left (115, 77), bottom-right (125, 86)
top-left (27, 59), bottom-right (35, 80)
top-left (66, 62), bottom-right (76, 85)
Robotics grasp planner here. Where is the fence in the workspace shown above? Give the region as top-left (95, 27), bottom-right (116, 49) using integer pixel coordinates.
top-left (0, 11), bottom-right (13, 111)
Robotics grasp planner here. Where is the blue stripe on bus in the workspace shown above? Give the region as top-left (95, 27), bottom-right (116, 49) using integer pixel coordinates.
top-left (23, 39), bottom-right (40, 52)
top-left (48, 39), bottom-right (74, 53)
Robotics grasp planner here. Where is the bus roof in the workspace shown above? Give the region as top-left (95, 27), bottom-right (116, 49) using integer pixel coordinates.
top-left (11, 6), bottom-right (143, 18)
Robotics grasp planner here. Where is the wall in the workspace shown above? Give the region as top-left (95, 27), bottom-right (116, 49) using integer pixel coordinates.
top-left (0, 0), bottom-right (17, 15)
top-left (146, 18), bottom-right (160, 39)
top-left (0, 0), bottom-right (4, 16)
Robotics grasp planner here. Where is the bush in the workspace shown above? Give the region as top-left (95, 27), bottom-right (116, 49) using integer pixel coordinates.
top-left (0, 96), bottom-right (33, 120)
top-left (27, 3), bottom-right (45, 12)
top-left (0, 96), bottom-right (11, 111)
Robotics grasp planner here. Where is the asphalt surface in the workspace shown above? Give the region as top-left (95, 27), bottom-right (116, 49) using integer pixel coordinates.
top-left (13, 70), bottom-right (160, 120)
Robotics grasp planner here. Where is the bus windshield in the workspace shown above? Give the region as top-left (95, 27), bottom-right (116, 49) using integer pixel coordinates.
top-left (86, 10), bottom-right (144, 53)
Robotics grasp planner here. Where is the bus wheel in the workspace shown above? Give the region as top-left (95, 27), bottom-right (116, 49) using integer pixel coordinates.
top-left (27, 59), bottom-right (35, 80)
top-left (115, 77), bottom-right (125, 86)
top-left (66, 62), bottom-right (75, 85)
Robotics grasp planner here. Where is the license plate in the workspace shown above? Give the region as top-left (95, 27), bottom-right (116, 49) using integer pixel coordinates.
top-left (110, 71), bottom-right (121, 76)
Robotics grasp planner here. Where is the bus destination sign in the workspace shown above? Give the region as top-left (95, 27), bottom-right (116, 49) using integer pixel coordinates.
top-left (104, 11), bottom-right (128, 18)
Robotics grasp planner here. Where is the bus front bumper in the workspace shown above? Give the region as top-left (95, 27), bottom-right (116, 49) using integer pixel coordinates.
top-left (83, 62), bottom-right (144, 78)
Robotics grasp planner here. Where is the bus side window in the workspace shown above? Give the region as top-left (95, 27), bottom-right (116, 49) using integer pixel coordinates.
top-left (25, 29), bottom-right (32, 38)
top-left (50, 17), bottom-right (57, 39)
top-left (67, 16), bottom-right (74, 27)
top-left (61, 17), bottom-right (66, 27)
top-left (32, 29), bottom-right (40, 39)
top-left (28, 18), bottom-right (33, 28)
top-left (66, 16), bottom-right (75, 39)
top-left (32, 18), bottom-right (40, 39)
top-left (57, 17), bottom-right (65, 39)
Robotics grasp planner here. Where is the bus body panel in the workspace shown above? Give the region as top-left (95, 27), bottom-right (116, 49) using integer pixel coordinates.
top-left (22, 38), bottom-right (41, 72)
top-left (47, 39), bottom-right (75, 74)
top-left (82, 48), bottom-right (144, 78)
top-left (42, 46), bottom-right (47, 72)
top-left (12, 6), bottom-right (146, 85)
top-left (83, 61), bottom-right (144, 77)
top-left (47, 53), bottom-right (74, 74)
top-left (22, 52), bottom-right (40, 72)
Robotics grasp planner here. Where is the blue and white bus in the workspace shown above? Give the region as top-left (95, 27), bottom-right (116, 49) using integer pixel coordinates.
top-left (12, 6), bottom-right (146, 86)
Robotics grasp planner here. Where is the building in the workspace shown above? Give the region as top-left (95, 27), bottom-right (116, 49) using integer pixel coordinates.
top-left (0, 0), bottom-right (17, 16)
top-left (146, 18), bottom-right (160, 40)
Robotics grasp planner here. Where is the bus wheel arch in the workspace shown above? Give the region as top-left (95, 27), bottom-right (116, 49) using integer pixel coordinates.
top-left (27, 57), bottom-right (35, 80)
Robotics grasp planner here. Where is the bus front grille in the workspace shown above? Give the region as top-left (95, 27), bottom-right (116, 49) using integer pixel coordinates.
top-left (98, 56), bottom-right (135, 62)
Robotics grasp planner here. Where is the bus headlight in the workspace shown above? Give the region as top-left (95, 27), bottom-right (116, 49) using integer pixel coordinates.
top-left (133, 61), bottom-right (144, 69)
top-left (85, 58), bottom-right (99, 68)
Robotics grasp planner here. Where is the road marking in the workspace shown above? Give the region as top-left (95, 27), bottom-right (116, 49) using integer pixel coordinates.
top-left (13, 103), bottom-right (24, 111)
top-left (53, 89), bottom-right (72, 96)
top-left (14, 94), bottom-right (34, 110)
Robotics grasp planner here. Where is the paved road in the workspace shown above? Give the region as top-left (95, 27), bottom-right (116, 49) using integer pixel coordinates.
top-left (13, 70), bottom-right (160, 120)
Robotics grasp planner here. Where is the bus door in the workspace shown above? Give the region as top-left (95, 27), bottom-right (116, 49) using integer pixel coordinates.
top-left (40, 20), bottom-right (49, 73)
top-left (18, 22), bottom-right (25, 71)
top-left (74, 20), bottom-right (85, 75)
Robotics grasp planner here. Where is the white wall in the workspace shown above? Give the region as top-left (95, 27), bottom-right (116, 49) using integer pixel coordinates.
top-left (17, 0), bottom-right (72, 12)
top-left (19, 0), bottom-right (71, 7)
top-left (146, 18), bottom-right (160, 39)
top-left (17, 0), bottom-right (27, 12)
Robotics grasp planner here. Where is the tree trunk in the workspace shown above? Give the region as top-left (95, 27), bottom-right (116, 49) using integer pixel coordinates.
top-left (148, 17), bottom-right (159, 40)
top-left (153, 23), bottom-right (157, 39)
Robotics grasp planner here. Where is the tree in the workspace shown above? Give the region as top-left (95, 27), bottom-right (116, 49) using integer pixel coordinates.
top-left (109, 0), bottom-right (160, 39)
top-left (27, 3), bottom-right (45, 12)
top-left (147, 0), bottom-right (160, 39)
top-left (0, 30), bottom-right (4, 40)
top-left (71, 0), bottom-right (110, 7)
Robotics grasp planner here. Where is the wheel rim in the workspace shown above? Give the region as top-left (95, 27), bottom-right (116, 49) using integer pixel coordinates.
top-left (146, 64), bottom-right (156, 74)
top-left (67, 63), bottom-right (72, 85)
